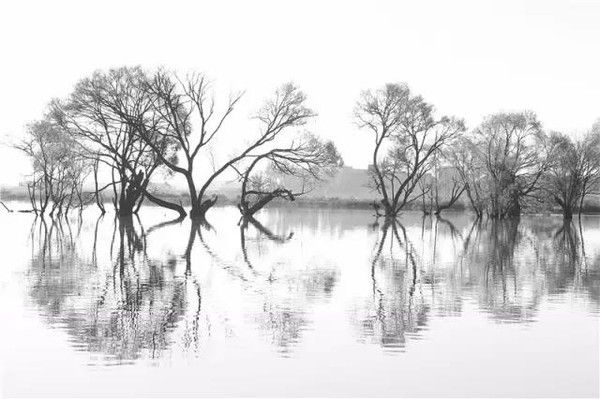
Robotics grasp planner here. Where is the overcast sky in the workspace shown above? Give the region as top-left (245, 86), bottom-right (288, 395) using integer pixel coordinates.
top-left (1, 0), bottom-right (600, 186)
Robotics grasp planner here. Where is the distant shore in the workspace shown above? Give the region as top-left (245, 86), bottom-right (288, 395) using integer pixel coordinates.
top-left (3, 188), bottom-right (600, 216)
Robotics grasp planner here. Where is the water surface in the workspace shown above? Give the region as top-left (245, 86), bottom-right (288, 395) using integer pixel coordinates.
top-left (0, 205), bottom-right (598, 397)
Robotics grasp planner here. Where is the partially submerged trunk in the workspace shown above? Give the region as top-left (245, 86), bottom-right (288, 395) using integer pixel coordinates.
top-left (143, 191), bottom-right (187, 219)
top-left (190, 196), bottom-right (218, 221)
top-left (434, 185), bottom-right (466, 216)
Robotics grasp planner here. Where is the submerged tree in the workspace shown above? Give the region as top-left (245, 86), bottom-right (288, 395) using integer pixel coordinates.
top-left (132, 76), bottom-right (341, 221)
top-left (473, 112), bottom-right (552, 218)
top-left (15, 117), bottom-right (90, 216)
top-left (53, 67), bottom-right (181, 217)
top-left (577, 124), bottom-right (600, 216)
top-left (543, 128), bottom-right (600, 219)
top-left (237, 84), bottom-right (342, 219)
top-left (419, 145), bottom-right (466, 216)
top-left (543, 132), bottom-right (583, 219)
top-left (119, 69), bottom-right (243, 220)
top-left (448, 136), bottom-right (488, 218)
top-left (355, 83), bottom-right (464, 219)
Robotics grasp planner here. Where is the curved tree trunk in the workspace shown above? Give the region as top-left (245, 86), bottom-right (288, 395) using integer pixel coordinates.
top-left (144, 191), bottom-right (187, 219)
top-left (239, 189), bottom-right (295, 219)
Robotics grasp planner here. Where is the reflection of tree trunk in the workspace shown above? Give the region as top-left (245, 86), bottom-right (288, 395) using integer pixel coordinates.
top-left (184, 221), bottom-right (201, 275)
top-left (437, 215), bottom-right (462, 242)
top-left (146, 216), bottom-right (185, 236)
top-left (488, 219), bottom-right (520, 296)
top-left (578, 218), bottom-right (588, 271)
top-left (239, 216), bottom-right (294, 270)
top-left (554, 220), bottom-right (580, 267)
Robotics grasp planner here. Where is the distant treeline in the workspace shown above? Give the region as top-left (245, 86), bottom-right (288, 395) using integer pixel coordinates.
top-left (7, 67), bottom-right (600, 221)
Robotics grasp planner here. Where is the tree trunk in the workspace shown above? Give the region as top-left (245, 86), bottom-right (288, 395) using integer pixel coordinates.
top-left (190, 196), bottom-right (218, 220)
top-left (563, 206), bottom-right (573, 220)
top-left (144, 191), bottom-right (187, 219)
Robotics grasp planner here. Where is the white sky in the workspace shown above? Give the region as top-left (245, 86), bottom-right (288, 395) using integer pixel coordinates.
top-left (1, 0), bottom-right (600, 186)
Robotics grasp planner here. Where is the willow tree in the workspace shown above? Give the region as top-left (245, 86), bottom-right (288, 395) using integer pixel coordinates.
top-left (237, 84), bottom-right (342, 219)
top-left (116, 69), bottom-right (243, 220)
top-left (473, 112), bottom-right (552, 218)
top-left (577, 124), bottom-right (600, 216)
top-left (52, 67), bottom-right (180, 217)
top-left (131, 72), bottom-right (335, 221)
top-left (419, 142), bottom-right (467, 216)
top-left (355, 83), bottom-right (464, 218)
top-left (543, 132), bottom-right (583, 219)
top-left (448, 136), bottom-right (488, 218)
top-left (15, 117), bottom-right (89, 216)
top-left (543, 129), bottom-right (600, 219)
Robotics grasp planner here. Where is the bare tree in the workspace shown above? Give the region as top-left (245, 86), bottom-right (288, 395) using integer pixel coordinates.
top-left (14, 118), bottom-right (90, 216)
top-left (421, 145), bottom-right (466, 216)
top-left (236, 85), bottom-right (342, 218)
top-left (472, 112), bottom-right (552, 218)
top-left (543, 132), bottom-right (584, 219)
top-left (355, 83), bottom-right (464, 218)
top-left (447, 136), bottom-right (488, 218)
top-left (123, 69), bottom-right (243, 220)
top-left (577, 123), bottom-right (600, 216)
top-left (134, 75), bottom-right (337, 222)
top-left (52, 67), bottom-right (180, 217)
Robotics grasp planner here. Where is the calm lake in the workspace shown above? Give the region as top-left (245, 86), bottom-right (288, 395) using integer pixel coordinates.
top-left (0, 204), bottom-right (598, 397)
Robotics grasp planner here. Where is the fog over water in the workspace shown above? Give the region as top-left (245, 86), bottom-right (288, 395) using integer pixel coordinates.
top-left (0, 204), bottom-right (598, 397)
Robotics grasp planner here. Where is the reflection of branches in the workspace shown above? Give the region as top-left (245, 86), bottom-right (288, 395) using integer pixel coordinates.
top-left (28, 217), bottom-right (194, 364)
top-left (554, 220), bottom-right (580, 267)
top-left (437, 215), bottom-right (462, 241)
top-left (578, 219), bottom-right (588, 271)
top-left (146, 216), bottom-right (185, 236)
top-left (363, 218), bottom-right (426, 351)
top-left (194, 221), bottom-right (251, 282)
top-left (240, 216), bottom-right (294, 271)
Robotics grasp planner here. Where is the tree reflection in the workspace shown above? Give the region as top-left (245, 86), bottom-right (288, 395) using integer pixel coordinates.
top-left (25, 209), bottom-right (599, 362)
top-left (359, 219), bottom-right (429, 351)
top-left (238, 216), bottom-right (337, 355)
top-left (358, 214), bottom-right (600, 353)
top-left (28, 216), bottom-right (196, 364)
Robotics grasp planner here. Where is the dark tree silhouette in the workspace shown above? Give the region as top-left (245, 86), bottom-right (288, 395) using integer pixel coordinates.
top-left (52, 67), bottom-right (181, 217)
top-left (236, 85), bottom-right (342, 218)
top-left (121, 69), bottom-right (243, 220)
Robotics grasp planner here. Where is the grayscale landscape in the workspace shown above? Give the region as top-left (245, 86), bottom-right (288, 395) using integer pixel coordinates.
top-left (0, 1), bottom-right (599, 398)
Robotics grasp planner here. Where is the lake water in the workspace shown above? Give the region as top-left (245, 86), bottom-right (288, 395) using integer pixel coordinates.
top-left (0, 204), bottom-right (598, 397)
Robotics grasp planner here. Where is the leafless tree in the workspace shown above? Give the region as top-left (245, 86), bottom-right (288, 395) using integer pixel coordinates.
top-left (542, 127), bottom-right (600, 219)
top-left (447, 136), bottom-right (488, 218)
top-left (123, 69), bottom-right (243, 220)
top-left (420, 145), bottom-right (466, 216)
top-left (472, 112), bottom-right (553, 218)
top-left (235, 85), bottom-right (342, 218)
top-left (355, 83), bottom-right (464, 218)
top-left (543, 132), bottom-right (584, 219)
top-left (14, 118), bottom-right (90, 216)
top-left (577, 123), bottom-right (600, 216)
top-left (52, 67), bottom-right (180, 217)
